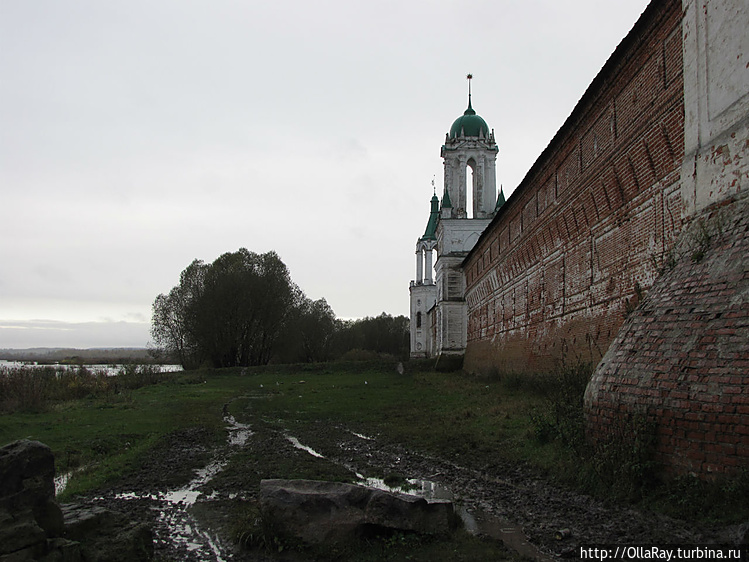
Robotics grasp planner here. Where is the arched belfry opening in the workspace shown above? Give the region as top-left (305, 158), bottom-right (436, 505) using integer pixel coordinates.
top-left (441, 75), bottom-right (499, 221)
top-left (410, 75), bottom-right (503, 362)
top-left (466, 157), bottom-right (477, 218)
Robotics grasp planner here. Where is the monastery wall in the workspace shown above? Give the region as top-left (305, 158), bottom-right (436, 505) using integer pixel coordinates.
top-left (463, 0), bottom-right (685, 374)
top-left (585, 0), bottom-right (749, 478)
top-left (461, 0), bottom-right (748, 477)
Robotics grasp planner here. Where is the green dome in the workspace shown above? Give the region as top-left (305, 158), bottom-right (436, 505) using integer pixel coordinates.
top-left (449, 99), bottom-right (490, 139)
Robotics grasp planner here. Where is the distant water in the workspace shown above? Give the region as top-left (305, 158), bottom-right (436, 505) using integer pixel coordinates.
top-left (0, 359), bottom-right (182, 376)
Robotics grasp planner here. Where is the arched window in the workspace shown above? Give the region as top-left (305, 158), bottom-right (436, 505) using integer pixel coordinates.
top-left (424, 245), bottom-right (435, 284)
top-left (416, 311), bottom-right (422, 328)
top-left (466, 159), bottom-right (475, 218)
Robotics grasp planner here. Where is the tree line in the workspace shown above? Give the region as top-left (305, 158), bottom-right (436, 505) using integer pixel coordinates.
top-left (151, 249), bottom-right (409, 369)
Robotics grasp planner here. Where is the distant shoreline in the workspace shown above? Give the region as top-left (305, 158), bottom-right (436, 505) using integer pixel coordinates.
top-left (0, 347), bottom-right (174, 365)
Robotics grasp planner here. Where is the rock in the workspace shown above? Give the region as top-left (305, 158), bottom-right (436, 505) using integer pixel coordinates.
top-left (42, 538), bottom-right (83, 562)
top-left (61, 503), bottom-right (153, 562)
top-left (0, 440), bottom-right (151, 562)
top-left (364, 485), bottom-right (455, 534)
top-left (738, 520), bottom-right (749, 545)
top-left (0, 440), bottom-right (66, 559)
top-left (259, 479), bottom-right (457, 544)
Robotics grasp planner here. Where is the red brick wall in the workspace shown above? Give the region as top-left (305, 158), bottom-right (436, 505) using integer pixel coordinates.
top-left (463, 0), bottom-right (685, 374)
top-left (585, 196), bottom-right (749, 477)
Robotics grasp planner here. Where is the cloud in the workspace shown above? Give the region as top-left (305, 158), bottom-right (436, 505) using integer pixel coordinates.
top-left (0, 319), bottom-right (150, 350)
top-left (0, 0), bottom-right (652, 347)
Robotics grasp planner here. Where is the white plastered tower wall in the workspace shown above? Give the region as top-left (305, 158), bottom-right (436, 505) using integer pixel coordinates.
top-left (409, 261), bottom-right (437, 358)
top-left (442, 140), bottom-right (498, 219)
top-left (433, 217), bottom-right (493, 360)
top-left (409, 194), bottom-right (440, 359)
top-left (681, 0), bottom-right (749, 215)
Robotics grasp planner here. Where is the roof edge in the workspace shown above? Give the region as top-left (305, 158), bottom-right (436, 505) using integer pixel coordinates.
top-left (462, 0), bottom-right (677, 268)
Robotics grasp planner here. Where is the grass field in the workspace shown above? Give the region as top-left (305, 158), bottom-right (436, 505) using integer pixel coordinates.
top-left (1, 359), bottom-right (746, 559)
top-left (0, 362), bottom-right (558, 495)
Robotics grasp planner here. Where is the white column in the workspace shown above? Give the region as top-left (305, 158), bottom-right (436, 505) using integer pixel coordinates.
top-left (424, 248), bottom-right (433, 284)
top-left (458, 156), bottom-right (467, 216)
top-left (416, 247), bottom-right (423, 283)
top-left (477, 155), bottom-right (486, 216)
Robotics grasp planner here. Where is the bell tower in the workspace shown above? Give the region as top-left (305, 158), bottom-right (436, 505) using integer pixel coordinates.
top-left (409, 75), bottom-right (503, 366)
top-left (409, 185), bottom-right (439, 359)
top-left (441, 74), bottom-right (499, 220)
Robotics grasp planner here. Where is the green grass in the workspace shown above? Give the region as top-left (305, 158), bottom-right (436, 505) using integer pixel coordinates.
top-left (2, 361), bottom-right (746, 532)
top-left (0, 363), bottom-right (623, 499)
top-left (236, 366), bottom-right (548, 465)
top-left (0, 368), bottom-right (251, 498)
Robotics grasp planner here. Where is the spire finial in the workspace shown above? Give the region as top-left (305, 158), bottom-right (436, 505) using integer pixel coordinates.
top-left (465, 73), bottom-right (475, 115)
top-left (432, 176), bottom-right (436, 195)
top-left (495, 184), bottom-right (506, 211)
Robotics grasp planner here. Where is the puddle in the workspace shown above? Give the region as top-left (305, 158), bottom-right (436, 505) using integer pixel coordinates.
top-left (355, 474), bottom-right (549, 559)
top-left (285, 435), bottom-right (324, 458)
top-left (284, 432), bottom-right (549, 560)
top-left (55, 465), bottom-right (87, 496)
top-left (95, 411), bottom-right (254, 560)
top-left (459, 506), bottom-right (554, 562)
top-left (268, 431), bottom-right (554, 561)
top-left (358, 476), bottom-right (453, 503)
top-left (154, 458), bottom-right (229, 560)
top-left (350, 430), bottom-right (374, 440)
top-left (285, 436), bottom-right (454, 507)
top-left (224, 414), bottom-right (253, 447)
top-left (82, 414), bottom-right (551, 561)
top-left (356, 473), bottom-right (550, 561)
top-left (161, 459), bottom-right (227, 506)
top-left (109, 457), bottom-right (231, 560)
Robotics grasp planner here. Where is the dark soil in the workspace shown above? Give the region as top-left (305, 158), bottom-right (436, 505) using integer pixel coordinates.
top-left (77, 408), bottom-right (747, 561)
top-left (283, 422), bottom-right (746, 558)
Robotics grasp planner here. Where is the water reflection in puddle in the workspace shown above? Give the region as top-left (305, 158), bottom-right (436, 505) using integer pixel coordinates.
top-left (154, 458), bottom-right (229, 560)
top-left (350, 430), bottom-right (374, 440)
top-left (459, 506), bottom-right (554, 562)
top-left (285, 435), bottom-right (324, 458)
top-left (362, 474), bottom-right (551, 561)
top-left (360, 477), bottom-right (550, 560)
top-left (109, 460), bottom-right (230, 560)
top-left (97, 419), bottom-right (551, 562)
top-left (55, 465), bottom-right (87, 496)
top-left (358, 476), bottom-right (454, 503)
top-left (159, 459), bottom-right (227, 506)
top-left (224, 414), bottom-right (253, 447)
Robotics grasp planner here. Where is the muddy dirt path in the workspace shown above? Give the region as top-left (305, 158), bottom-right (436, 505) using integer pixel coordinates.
top-left (286, 422), bottom-right (743, 558)
top-left (79, 406), bottom-right (744, 561)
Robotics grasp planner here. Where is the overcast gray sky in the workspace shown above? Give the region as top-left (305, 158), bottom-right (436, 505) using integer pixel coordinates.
top-left (1, 0), bottom-right (650, 349)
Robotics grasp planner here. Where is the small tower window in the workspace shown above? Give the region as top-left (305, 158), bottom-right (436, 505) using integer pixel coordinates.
top-left (416, 311), bottom-right (422, 328)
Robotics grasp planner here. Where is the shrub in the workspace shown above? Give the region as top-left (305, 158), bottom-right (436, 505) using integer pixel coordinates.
top-left (116, 363), bottom-right (172, 389)
top-left (0, 364), bottom-right (174, 413)
top-left (0, 366), bottom-right (53, 413)
top-left (588, 411), bottom-right (657, 501)
top-left (529, 361), bottom-right (592, 453)
top-left (529, 360), bottom-right (657, 501)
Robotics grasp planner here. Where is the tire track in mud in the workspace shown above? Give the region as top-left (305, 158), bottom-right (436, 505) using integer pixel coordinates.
top-left (80, 414), bottom-right (254, 561)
